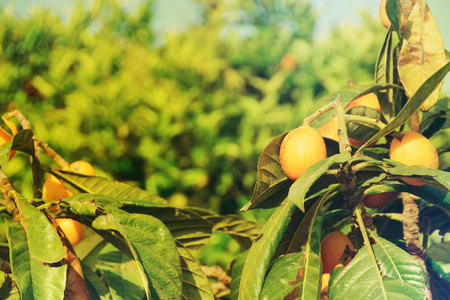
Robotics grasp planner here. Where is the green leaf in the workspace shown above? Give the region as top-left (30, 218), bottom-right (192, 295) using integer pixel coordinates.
top-left (238, 201), bottom-right (296, 299)
top-left (329, 236), bottom-right (429, 299)
top-left (230, 251), bottom-right (248, 300)
top-left (355, 61), bottom-right (450, 154)
top-left (0, 129), bottom-right (35, 170)
top-left (48, 170), bottom-right (167, 203)
top-left (427, 258), bottom-right (450, 300)
top-left (308, 84), bottom-right (402, 130)
top-left (177, 243), bottom-right (215, 300)
top-left (386, 0), bottom-right (402, 38)
top-left (243, 132), bottom-right (292, 211)
top-left (260, 253), bottom-right (305, 300)
top-left (92, 209), bottom-right (182, 300)
top-left (6, 220), bottom-right (67, 300)
top-left (287, 152), bottom-right (350, 212)
top-left (95, 243), bottom-right (145, 300)
top-left (386, 162), bottom-right (450, 192)
top-left (17, 199), bottom-right (66, 263)
top-left (346, 107), bottom-right (383, 142)
top-left (398, 0), bottom-right (447, 112)
top-left (10, 129), bottom-right (35, 155)
top-left (426, 242), bottom-right (450, 263)
top-left (80, 262), bottom-right (113, 300)
top-left (261, 196), bottom-right (331, 300)
top-left (196, 212), bottom-right (261, 250)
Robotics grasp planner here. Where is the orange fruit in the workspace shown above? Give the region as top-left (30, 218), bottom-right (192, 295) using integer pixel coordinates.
top-left (390, 131), bottom-right (439, 186)
top-left (319, 93), bottom-right (380, 146)
top-left (56, 218), bottom-right (85, 246)
top-left (320, 273), bottom-right (330, 300)
top-left (345, 93), bottom-right (381, 112)
top-left (280, 126), bottom-right (327, 180)
top-left (363, 191), bottom-right (398, 208)
top-left (379, 0), bottom-right (407, 30)
top-left (321, 230), bottom-right (354, 274)
top-left (43, 160), bottom-right (95, 201)
top-left (0, 123), bottom-right (17, 160)
top-left (280, 54), bottom-right (298, 71)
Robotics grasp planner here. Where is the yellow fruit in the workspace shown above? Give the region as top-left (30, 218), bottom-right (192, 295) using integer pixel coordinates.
top-left (0, 125), bottom-right (16, 160)
top-left (56, 218), bottom-right (85, 246)
top-left (319, 93), bottom-right (380, 146)
top-left (345, 93), bottom-right (381, 112)
top-left (68, 160), bottom-right (96, 176)
top-left (363, 191), bottom-right (398, 208)
top-left (321, 231), bottom-right (354, 274)
top-left (379, 0), bottom-right (407, 30)
top-left (43, 160), bottom-right (95, 201)
top-left (280, 126), bottom-right (327, 180)
top-left (320, 273), bottom-right (330, 300)
top-left (390, 131), bottom-right (439, 186)
top-left (280, 54), bottom-right (298, 71)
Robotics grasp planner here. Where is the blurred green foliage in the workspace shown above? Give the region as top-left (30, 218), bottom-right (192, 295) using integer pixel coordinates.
top-left (0, 0), bottom-right (385, 216)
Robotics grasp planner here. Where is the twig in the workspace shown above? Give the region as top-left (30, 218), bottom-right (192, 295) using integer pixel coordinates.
top-left (335, 95), bottom-right (352, 153)
top-left (401, 192), bottom-right (431, 299)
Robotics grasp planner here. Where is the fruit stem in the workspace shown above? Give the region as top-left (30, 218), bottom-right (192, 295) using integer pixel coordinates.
top-left (390, 130), bottom-right (404, 140)
top-left (2, 110), bottom-right (31, 130)
top-left (302, 101), bottom-right (336, 126)
top-left (335, 95), bottom-right (352, 153)
top-left (35, 139), bottom-right (70, 168)
top-left (344, 115), bottom-right (387, 130)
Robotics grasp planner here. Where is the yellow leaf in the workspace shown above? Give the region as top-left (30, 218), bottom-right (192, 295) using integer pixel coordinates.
top-left (398, 0), bottom-right (447, 111)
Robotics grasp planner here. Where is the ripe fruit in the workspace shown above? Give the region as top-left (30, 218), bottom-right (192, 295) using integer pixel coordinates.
top-left (319, 93), bottom-right (381, 146)
top-left (43, 160), bottom-right (95, 201)
top-left (280, 126), bottom-right (327, 180)
top-left (320, 273), bottom-right (330, 300)
top-left (56, 218), bottom-right (85, 246)
top-left (390, 131), bottom-right (439, 186)
top-left (345, 93), bottom-right (381, 112)
top-left (0, 121), bottom-right (18, 159)
top-left (379, 0), bottom-right (407, 30)
top-left (363, 191), bottom-right (398, 208)
top-left (280, 54), bottom-right (298, 71)
top-left (321, 230), bottom-right (354, 274)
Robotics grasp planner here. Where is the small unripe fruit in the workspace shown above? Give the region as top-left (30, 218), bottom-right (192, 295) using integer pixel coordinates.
top-left (280, 126), bottom-right (327, 180)
top-left (390, 131), bottom-right (439, 186)
top-left (321, 230), bottom-right (354, 274)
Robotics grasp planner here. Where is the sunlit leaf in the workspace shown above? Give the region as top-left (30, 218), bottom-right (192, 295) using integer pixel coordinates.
top-left (177, 243), bottom-right (215, 300)
top-left (230, 251), bottom-right (248, 300)
top-left (238, 201), bottom-right (296, 299)
top-left (288, 152), bottom-right (350, 212)
top-left (49, 170), bottom-right (167, 203)
top-left (355, 61), bottom-right (450, 154)
top-left (260, 253), bottom-right (306, 300)
top-left (398, 0), bottom-right (447, 111)
top-left (329, 236), bottom-right (429, 299)
top-left (92, 209), bottom-right (182, 299)
top-left (243, 132), bottom-right (292, 211)
top-left (6, 220), bottom-right (67, 300)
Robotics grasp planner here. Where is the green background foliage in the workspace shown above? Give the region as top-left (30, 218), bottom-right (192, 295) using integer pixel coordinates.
top-left (0, 0), bottom-right (386, 217)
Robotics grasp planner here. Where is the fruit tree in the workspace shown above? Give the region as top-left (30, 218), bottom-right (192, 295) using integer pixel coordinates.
top-left (0, 0), bottom-right (449, 299)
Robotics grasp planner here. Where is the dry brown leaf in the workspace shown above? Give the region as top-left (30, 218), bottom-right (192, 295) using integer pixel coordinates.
top-left (398, 0), bottom-right (447, 111)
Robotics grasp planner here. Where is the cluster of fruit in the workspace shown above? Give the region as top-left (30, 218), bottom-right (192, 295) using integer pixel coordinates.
top-left (280, 94), bottom-right (439, 298)
top-left (0, 122), bottom-right (94, 247)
